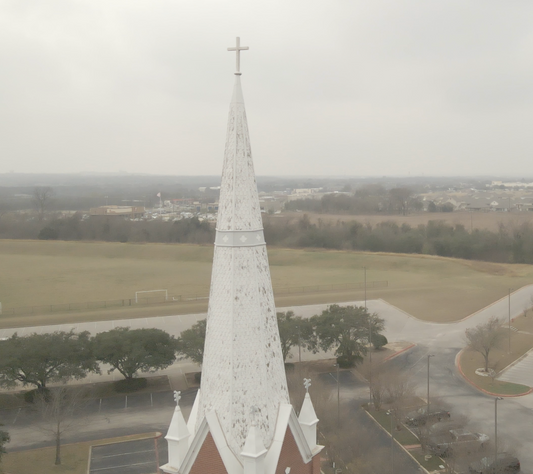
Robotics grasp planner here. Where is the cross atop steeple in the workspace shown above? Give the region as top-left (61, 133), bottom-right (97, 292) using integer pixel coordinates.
top-left (227, 37), bottom-right (249, 75)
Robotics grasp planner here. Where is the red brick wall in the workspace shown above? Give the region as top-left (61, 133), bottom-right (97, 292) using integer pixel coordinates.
top-left (189, 427), bottom-right (320, 474)
top-left (189, 432), bottom-right (228, 474)
top-left (275, 427), bottom-right (320, 474)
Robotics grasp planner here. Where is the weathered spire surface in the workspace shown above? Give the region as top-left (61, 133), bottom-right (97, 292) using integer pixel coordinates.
top-left (196, 45), bottom-right (289, 458)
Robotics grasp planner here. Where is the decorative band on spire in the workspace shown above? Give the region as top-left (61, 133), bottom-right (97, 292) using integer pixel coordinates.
top-left (214, 229), bottom-right (265, 247)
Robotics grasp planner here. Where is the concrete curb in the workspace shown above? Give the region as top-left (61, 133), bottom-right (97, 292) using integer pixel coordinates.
top-left (455, 349), bottom-right (533, 398)
top-left (362, 408), bottom-right (430, 474)
top-left (383, 343), bottom-right (416, 362)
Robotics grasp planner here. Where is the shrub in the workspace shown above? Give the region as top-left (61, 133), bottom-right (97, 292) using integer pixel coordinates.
top-left (372, 334), bottom-right (388, 350)
top-left (337, 355), bottom-right (356, 368)
top-left (23, 388), bottom-right (50, 404)
top-left (38, 226), bottom-right (58, 240)
top-left (114, 377), bottom-right (148, 393)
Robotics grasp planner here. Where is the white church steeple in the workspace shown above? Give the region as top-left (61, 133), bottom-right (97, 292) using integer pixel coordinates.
top-left (194, 37), bottom-right (289, 457)
top-left (161, 38), bottom-right (322, 474)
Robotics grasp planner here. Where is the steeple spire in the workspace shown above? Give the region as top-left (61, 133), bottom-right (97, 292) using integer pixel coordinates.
top-left (193, 40), bottom-right (289, 458)
top-left (162, 40), bottom-right (322, 474)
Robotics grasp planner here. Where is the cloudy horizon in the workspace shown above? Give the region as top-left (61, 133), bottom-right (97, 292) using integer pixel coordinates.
top-left (1, 1), bottom-right (532, 177)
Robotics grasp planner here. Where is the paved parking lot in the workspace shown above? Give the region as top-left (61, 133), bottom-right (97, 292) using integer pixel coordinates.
top-left (89, 437), bottom-right (166, 474)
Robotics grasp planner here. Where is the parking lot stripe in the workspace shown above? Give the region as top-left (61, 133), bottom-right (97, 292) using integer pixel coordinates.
top-left (98, 449), bottom-right (154, 459)
top-left (12, 408), bottom-right (21, 425)
top-left (91, 461), bottom-right (155, 472)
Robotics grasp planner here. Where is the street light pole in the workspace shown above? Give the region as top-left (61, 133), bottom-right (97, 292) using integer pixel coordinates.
top-left (495, 397), bottom-right (503, 462)
top-left (334, 363), bottom-right (340, 426)
top-left (427, 354), bottom-right (434, 415)
top-left (508, 288), bottom-right (512, 353)
top-left (387, 410), bottom-right (394, 474)
top-left (364, 266), bottom-right (367, 309)
top-left (365, 267), bottom-right (372, 404)
top-left (296, 326), bottom-right (301, 363)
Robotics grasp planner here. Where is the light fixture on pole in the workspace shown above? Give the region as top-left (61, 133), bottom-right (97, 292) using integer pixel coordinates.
top-left (386, 410), bottom-right (394, 474)
top-left (495, 397), bottom-right (503, 463)
top-left (427, 354), bottom-right (434, 416)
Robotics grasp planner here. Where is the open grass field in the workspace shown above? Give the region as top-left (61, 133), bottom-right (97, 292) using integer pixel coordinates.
top-left (1, 239), bottom-right (533, 327)
top-left (280, 210), bottom-right (533, 232)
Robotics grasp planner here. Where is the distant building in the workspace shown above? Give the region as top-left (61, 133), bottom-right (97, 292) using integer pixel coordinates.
top-left (89, 205), bottom-right (145, 218)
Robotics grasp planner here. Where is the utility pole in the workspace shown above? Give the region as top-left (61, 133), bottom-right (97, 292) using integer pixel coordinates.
top-left (365, 267), bottom-right (372, 404)
top-left (387, 410), bottom-right (394, 474)
top-left (508, 288), bottom-right (512, 354)
top-left (298, 329), bottom-right (301, 363)
top-left (334, 363), bottom-right (340, 427)
top-left (495, 397), bottom-right (503, 462)
top-left (364, 266), bottom-right (367, 309)
top-left (427, 354), bottom-right (434, 415)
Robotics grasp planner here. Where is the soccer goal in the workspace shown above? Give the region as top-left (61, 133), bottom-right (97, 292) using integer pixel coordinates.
top-left (135, 289), bottom-right (168, 304)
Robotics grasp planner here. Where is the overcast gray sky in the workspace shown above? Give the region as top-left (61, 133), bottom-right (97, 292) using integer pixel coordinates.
top-left (1, 1), bottom-right (532, 177)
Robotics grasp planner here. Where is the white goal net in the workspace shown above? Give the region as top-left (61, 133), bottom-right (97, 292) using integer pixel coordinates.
top-left (135, 289), bottom-right (168, 304)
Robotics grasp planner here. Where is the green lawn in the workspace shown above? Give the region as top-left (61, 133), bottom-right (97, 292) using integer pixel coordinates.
top-left (365, 408), bottom-right (420, 446)
top-left (1, 240), bottom-right (533, 325)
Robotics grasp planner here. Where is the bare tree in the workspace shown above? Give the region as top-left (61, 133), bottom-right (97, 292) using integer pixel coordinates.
top-left (388, 188), bottom-right (413, 215)
top-left (465, 317), bottom-right (505, 373)
top-left (32, 186), bottom-right (54, 221)
top-left (384, 369), bottom-right (415, 430)
top-left (359, 361), bottom-right (387, 411)
top-left (35, 386), bottom-right (90, 465)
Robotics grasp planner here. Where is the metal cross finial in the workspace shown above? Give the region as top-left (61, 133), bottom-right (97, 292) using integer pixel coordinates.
top-left (173, 390), bottom-right (181, 405)
top-left (304, 378), bottom-right (312, 392)
top-left (227, 37), bottom-right (249, 75)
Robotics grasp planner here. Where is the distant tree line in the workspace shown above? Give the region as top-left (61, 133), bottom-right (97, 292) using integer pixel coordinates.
top-left (264, 216), bottom-right (533, 263)
top-left (3, 195), bottom-right (533, 263)
top-left (285, 186), bottom-right (424, 215)
top-left (0, 212), bottom-right (214, 244)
